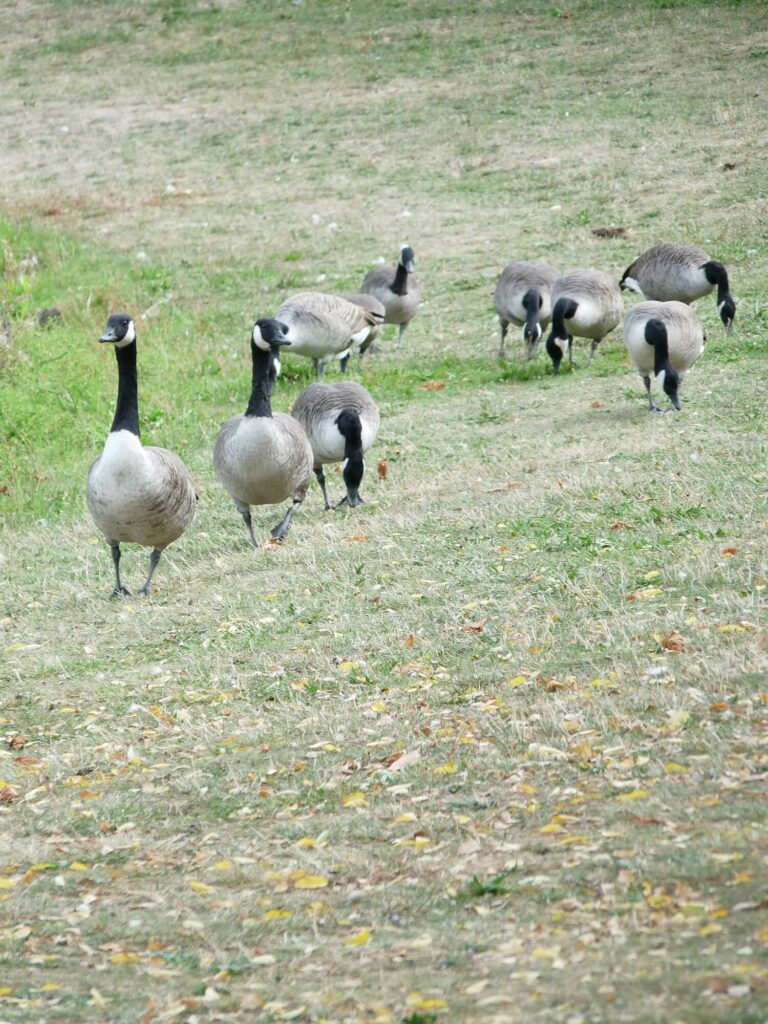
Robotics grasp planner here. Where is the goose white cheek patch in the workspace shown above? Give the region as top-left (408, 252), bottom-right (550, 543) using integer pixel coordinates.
top-left (115, 321), bottom-right (136, 348)
top-left (272, 357), bottom-right (281, 377)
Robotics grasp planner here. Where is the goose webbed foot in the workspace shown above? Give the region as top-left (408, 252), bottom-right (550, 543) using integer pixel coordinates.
top-left (270, 499), bottom-right (301, 541)
top-left (111, 584), bottom-right (131, 599)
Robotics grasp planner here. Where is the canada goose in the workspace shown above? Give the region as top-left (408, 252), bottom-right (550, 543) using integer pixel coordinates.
top-left (213, 318), bottom-right (313, 548)
top-left (292, 382), bottom-right (380, 509)
top-left (275, 292), bottom-right (383, 380)
top-left (623, 300), bottom-right (704, 412)
top-left (87, 313), bottom-right (196, 598)
top-left (493, 260), bottom-right (559, 360)
top-left (360, 244), bottom-right (420, 348)
top-left (545, 269), bottom-right (623, 373)
top-left (338, 292), bottom-right (386, 372)
top-left (620, 243), bottom-right (735, 333)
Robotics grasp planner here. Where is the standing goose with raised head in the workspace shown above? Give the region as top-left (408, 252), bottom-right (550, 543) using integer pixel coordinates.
top-left (338, 292), bottom-right (386, 372)
top-left (214, 319), bottom-right (313, 548)
top-left (545, 269), bottom-right (623, 374)
top-left (494, 260), bottom-right (559, 360)
top-left (623, 300), bottom-right (704, 412)
top-left (620, 243), bottom-right (735, 333)
top-left (87, 313), bottom-right (196, 598)
top-left (360, 244), bottom-right (420, 348)
top-left (275, 292), bottom-right (383, 380)
top-left (292, 381), bottom-right (380, 510)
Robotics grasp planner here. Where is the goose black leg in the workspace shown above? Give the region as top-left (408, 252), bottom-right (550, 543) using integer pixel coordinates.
top-left (314, 358), bottom-right (325, 380)
top-left (339, 353), bottom-right (350, 373)
top-left (314, 467), bottom-right (332, 511)
top-left (587, 338), bottom-right (601, 366)
top-left (110, 544), bottom-right (131, 598)
top-left (643, 376), bottom-right (661, 413)
top-left (241, 509), bottom-right (261, 549)
top-left (498, 321), bottom-right (509, 361)
top-left (138, 548), bottom-right (163, 597)
top-left (397, 324), bottom-right (407, 349)
top-left (271, 499), bottom-right (302, 541)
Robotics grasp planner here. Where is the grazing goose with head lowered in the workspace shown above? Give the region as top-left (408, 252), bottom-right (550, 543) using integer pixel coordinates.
top-left (213, 318), bottom-right (313, 548)
top-left (494, 260), bottom-right (559, 360)
top-left (275, 292), bottom-right (383, 380)
top-left (292, 381), bottom-right (380, 510)
top-left (360, 244), bottom-right (420, 348)
top-left (87, 313), bottom-right (196, 598)
top-left (623, 300), bottom-right (704, 412)
top-left (620, 243), bottom-right (735, 333)
top-left (338, 292), bottom-right (386, 371)
top-left (545, 269), bottom-right (623, 374)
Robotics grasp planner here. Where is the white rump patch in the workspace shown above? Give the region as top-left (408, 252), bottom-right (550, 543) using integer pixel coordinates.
top-left (622, 276), bottom-right (643, 295)
top-left (341, 458), bottom-right (349, 471)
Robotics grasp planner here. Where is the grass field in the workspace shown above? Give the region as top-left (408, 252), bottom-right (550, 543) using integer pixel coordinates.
top-left (1, 1), bottom-right (767, 1022)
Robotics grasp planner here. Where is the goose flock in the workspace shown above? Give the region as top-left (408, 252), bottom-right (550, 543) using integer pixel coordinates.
top-left (87, 241), bottom-right (734, 596)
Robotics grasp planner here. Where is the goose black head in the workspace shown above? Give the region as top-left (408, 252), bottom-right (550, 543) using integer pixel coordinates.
top-left (252, 318), bottom-right (291, 351)
top-left (100, 313), bottom-right (136, 348)
top-left (399, 244), bottom-right (416, 274)
top-left (659, 366), bottom-right (681, 411)
top-left (718, 295), bottom-right (736, 334)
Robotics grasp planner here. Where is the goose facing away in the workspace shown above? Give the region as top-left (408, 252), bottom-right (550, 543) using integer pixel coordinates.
top-left (213, 319), bottom-right (313, 548)
top-left (545, 269), bottom-right (623, 374)
top-left (620, 243), bottom-right (735, 333)
top-left (275, 292), bottom-right (383, 380)
top-left (87, 314), bottom-right (196, 597)
top-left (292, 382), bottom-right (380, 509)
top-left (494, 260), bottom-right (559, 360)
top-left (360, 244), bottom-right (420, 348)
top-left (623, 300), bottom-right (704, 412)
top-left (338, 292), bottom-right (386, 372)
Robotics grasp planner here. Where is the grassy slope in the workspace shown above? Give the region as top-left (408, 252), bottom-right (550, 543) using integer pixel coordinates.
top-left (1, 1), bottom-right (768, 1022)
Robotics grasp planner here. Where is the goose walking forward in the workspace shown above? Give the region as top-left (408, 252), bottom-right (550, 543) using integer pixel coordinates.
top-left (623, 300), bottom-right (704, 412)
top-left (545, 269), bottom-right (623, 373)
top-left (360, 244), bottom-right (420, 348)
top-left (292, 382), bottom-right (380, 510)
top-left (620, 243), bottom-right (735, 333)
top-left (214, 319), bottom-right (313, 548)
top-left (494, 260), bottom-right (559, 360)
top-left (87, 314), bottom-right (196, 597)
top-left (275, 292), bottom-right (383, 380)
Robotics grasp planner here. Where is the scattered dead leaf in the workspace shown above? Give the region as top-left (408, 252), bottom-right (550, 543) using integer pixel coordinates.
top-left (422, 380), bottom-right (446, 391)
top-left (661, 632), bottom-right (685, 652)
top-left (591, 400), bottom-right (605, 409)
top-left (722, 547), bottom-right (739, 556)
top-left (591, 226), bottom-right (628, 238)
top-left (377, 458), bottom-right (388, 481)
top-left (7, 735), bottom-right (27, 750)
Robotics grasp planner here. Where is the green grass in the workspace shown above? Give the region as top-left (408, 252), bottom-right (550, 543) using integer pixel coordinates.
top-left (2, 1), bottom-right (768, 1022)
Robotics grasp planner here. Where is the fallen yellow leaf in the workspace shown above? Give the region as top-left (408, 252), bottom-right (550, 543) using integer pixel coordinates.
top-left (294, 875), bottom-right (329, 889)
top-left (343, 792), bottom-right (367, 807)
top-left (188, 880), bottom-right (213, 894)
top-left (616, 790), bottom-right (650, 802)
top-left (345, 928), bottom-right (372, 947)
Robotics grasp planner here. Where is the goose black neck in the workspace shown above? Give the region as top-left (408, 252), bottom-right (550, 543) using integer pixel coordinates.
top-left (552, 296), bottom-right (577, 339)
top-left (522, 288), bottom-right (542, 336)
top-left (110, 341), bottom-right (140, 436)
top-left (646, 320), bottom-right (672, 377)
top-left (392, 261), bottom-right (409, 296)
top-left (703, 260), bottom-right (730, 303)
top-left (245, 343), bottom-right (273, 418)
